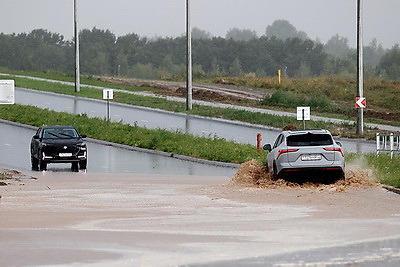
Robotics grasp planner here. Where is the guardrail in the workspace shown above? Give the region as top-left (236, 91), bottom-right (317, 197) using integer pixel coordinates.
top-left (376, 133), bottom-right (400, 158)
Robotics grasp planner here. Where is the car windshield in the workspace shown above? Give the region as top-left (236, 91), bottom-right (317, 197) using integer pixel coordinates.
top-left (43, 128), bottom-right (79, 139)
top-left (286, 133), bottom-right (333, 146)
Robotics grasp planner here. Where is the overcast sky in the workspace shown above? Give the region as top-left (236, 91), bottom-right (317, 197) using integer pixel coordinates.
top-left (1, 0), bottom-right (399, 48)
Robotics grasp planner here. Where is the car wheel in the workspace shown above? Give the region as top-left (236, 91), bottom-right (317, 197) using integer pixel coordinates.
top-left (272, 163), bottom-right (279, 180)
top-left (39, 160), bottom-right (47, 171)
top-left (71, 162), bottom-right (79, 172)
top-left (31, 156), bottom-right (39, 171)
top-left (338, 171), bottom-right (345, 181)
top-left (79, 160), bottom-right (87, 170)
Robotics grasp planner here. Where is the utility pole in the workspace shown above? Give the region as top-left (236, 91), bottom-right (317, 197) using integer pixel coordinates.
top-left (186, 0), bottom-right (193, 111)
top-left (74, 0), bottom-right (80, 92)
top-left (356, 0), bottom-right (364, 135)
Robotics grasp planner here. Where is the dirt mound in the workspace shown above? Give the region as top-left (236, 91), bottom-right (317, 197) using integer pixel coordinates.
top-left (231, 160), bottom-right (379, 192)
top-left (0, 169), bottom-right (37, 186)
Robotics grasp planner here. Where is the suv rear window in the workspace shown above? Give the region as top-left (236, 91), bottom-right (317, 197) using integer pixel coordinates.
top-left (286, 133), bottom-right (333, 146)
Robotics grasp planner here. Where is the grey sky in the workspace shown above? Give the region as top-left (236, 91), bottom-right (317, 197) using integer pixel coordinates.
top-left (1, 0), bottom-right (399, 48)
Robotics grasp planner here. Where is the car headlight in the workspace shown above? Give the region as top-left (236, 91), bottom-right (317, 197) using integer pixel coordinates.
top-left (78, 142), bottom-right (87, 150)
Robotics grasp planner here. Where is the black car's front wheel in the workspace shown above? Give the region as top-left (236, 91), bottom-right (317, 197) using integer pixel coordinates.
top-left (71, 162), bottom-right (79, 172)
top-left (39, 159), bottom-right (47, 171)
top-left (79, 160), bottom-right (87, 170)
top-left (31, 156), bottom-right (39, 171)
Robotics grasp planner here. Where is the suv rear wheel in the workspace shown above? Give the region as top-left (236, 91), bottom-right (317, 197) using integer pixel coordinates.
top-left (272, 163), bottom-right (279, 180)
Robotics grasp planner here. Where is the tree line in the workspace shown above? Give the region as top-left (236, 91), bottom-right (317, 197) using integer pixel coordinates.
top-left (0, 20), bottom-right (399, 80)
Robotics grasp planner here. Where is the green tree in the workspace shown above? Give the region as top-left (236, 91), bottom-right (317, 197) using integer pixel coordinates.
top-left (228, 58), bottom-right (243, 76)
top-left (266, 20), bottom-right (308, 41)
top-left (192, 27), bottom-right (213, 40)
top-left (378, 44), bottom-right (400, 80)
top-left (115, 33), bottom-right (148, 68)
top-left (80, 28), bottom-right (116, 75)
top-left (324, 34), bottom-right (353, 59)
top-left (225, 28), bottom-right (258, 41)
top-left (364, 38), bottom-right (385, 67)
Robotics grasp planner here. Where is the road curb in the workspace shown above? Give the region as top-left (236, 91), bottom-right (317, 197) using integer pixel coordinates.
top-left (88, 137), bottom-right (240, 169)
top-left (382, 185), bottom-right (400, 195)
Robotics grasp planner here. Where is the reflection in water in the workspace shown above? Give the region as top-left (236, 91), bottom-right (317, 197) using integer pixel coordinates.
top-left (185, 115), bottom-right (191, 135)
top-left (73, 98), bottom-right (79, 115)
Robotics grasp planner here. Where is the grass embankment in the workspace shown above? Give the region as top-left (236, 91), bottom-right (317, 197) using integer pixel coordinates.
top-left (213, 76), bottom-right (400, 130)
top-left (0, 104), bottom-right (266, 164)
top-left (213, 76), bottom-right (400, 114)
top-left (346, 153), bottom-right (400, 188)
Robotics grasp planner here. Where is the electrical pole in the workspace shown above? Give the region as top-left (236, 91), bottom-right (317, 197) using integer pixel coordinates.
top-left (186, 0), bottom-right (193, 111)
top-left (74, 0), bottom-right (80, 92)
top-left (356, 0), bottom-right (364, 135)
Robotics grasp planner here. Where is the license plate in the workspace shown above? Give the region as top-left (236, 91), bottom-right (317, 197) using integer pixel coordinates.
top-left (301, 154), bottom-right (322, 161)
top-left (59, 153), bottom-right (72, 157)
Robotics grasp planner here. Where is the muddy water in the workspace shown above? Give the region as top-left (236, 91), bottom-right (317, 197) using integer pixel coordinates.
top-left (231, 159), bottom-right (379, 192)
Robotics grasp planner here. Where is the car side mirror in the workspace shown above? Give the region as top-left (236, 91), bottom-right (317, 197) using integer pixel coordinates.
top-left (263, 144), bottom-right (272, 152)
top-left (33, 135), bottom-right (40, 140)
top-left (336, 141), bottom-right (342, 147)
top-left (81, 134), bottom-right (87, 138)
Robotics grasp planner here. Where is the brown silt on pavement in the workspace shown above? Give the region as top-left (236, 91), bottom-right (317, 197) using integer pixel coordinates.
top-left (1, 166), bottom-right (400, 266)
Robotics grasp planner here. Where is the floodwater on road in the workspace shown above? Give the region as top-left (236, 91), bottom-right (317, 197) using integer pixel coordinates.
top-left (15, 88), bottom-right (377, 153)
top-left (0, 122), bottom-right (237, 176)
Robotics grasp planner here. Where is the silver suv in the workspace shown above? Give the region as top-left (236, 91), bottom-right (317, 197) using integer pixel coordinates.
top-left (264, 129), bottom-right (345, 181)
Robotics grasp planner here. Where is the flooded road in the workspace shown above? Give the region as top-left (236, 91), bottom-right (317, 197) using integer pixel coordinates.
top-left (1, 171), bottom-right (400, 266)
top-left (15, 88), bottom-right (377, 153)
top-left (0, 122), bottom-right (236, 176)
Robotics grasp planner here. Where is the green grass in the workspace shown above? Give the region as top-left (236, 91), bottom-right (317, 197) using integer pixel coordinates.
top-left (261, 89), bottom-right (336, 113)
top-left (0, 104), bottom-right (266, 164)
top-left (365, 154), bottom-right (400, 188)
top-left (214, 76), bottom-right (400, 110)
top-left (346, 153), bottom-right (400, 188)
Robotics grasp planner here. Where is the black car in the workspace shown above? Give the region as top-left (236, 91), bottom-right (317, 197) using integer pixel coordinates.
top-left (30, 125), bottom-right (87, 171)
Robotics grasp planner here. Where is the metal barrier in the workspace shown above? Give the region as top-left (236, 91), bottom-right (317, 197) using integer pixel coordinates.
top-left (376, 133), bottom-right (400, 158)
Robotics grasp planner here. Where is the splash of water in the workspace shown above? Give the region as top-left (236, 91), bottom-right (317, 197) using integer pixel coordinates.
top-left (231, 159), bottom-right (379, 192)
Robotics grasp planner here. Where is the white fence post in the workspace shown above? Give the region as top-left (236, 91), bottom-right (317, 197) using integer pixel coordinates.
top-left (390, 133), bottom-right (394, 158)
top-left (376, 133), bottom-right (400, 158)
top-left (376, 133), bottom-right (380, 155)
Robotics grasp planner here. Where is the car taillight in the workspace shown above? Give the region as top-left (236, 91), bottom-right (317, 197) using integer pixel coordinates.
top-left (277, 149), bottom-right (299, 159)
top-left (324, 147), bottom-right (344, 157)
